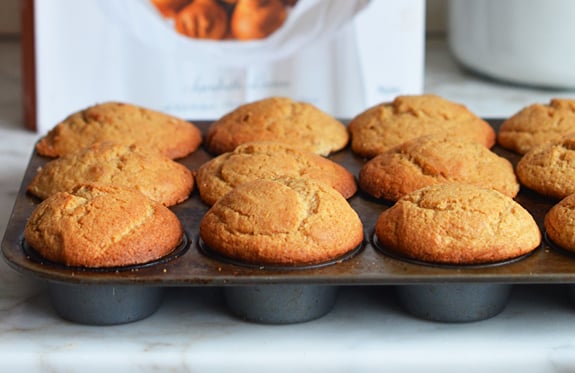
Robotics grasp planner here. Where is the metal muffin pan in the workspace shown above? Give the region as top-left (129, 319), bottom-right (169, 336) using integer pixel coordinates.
top-left (198, 237), bottom-right (364, 323)
top-left (3, 120), bottom-right (575, 325)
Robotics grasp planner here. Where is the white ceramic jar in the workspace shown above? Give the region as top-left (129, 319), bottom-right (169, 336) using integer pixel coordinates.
top-left (448, 0), bottom-right (575, 88)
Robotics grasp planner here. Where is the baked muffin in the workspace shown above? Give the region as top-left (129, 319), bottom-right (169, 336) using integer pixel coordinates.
top-left (205, 96), bottom-right (348, 156)
top-left (174, 0), bottom-right (228, 40)
top-left (36, 102), bottom-right (202, 159)
top-left (359, 135), bottom-right (519, 201)
top-left (230, 0), bottom-right (287, 40)
top-left (516, 134), bottom-right (575, 199)
top-left (199, 177), bottom-right (364, 265)
top-left (27, 142), bottom-right (194, 206)
top-left (348, 94), bottom-right (495, 158)
top-left (375, 184), bottom-right (541, 265)
top-left (195, 141), bottom-right (356, 205)
top-left (544, 193), bottom-right (575, 252)
top-left (150, 0), bottom-right (190, 18)
top-left (24, 184), bottom-right (183, 268)
top-left (498, 98), bottom-right (575, 154)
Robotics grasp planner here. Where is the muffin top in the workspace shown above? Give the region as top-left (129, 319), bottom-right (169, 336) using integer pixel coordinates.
top-left (199, 177), bottom-right (364, 266)
top-left (498, 98), bottom-right (575, 154)
top-left (204, 96), bottom-right (349, 156)
top-left (36, 101), bottom-right (202, 159)
top-left (545, 193), bottom-right (575, 252)
top-left (359, 135), bottom-right (519, 201)
top-left (516, 134), bottom-right (575, 199)
top-left (195, 141), bottom-right (357, 206)
top-left (375, 184), bottom-right (541, 265)
top-left (28, 142), bottom-right (194, 206)
top-left (24, 184), bottom-right (183, 268)
top-left (348, 94), bottom-right (495, 158)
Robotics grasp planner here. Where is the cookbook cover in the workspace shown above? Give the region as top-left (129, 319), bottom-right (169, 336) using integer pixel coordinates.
top-left (22, 0), bottom-right (425, 133)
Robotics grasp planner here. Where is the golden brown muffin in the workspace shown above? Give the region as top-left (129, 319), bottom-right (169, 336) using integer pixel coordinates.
top-left (24, 184), bottom-right (183, 268)
top-left (230, 0), bottom-right (287, 40)
top-left (27, 142), bottom-right (194, 206)
top-left (174, 0), bottom-right (228, 40)
top-left (348, 94), bottom-right (495, 158)
top-left (195, 141), bottom-right (356, 205)
top-left (515, 134), bottom-right (575, 199)
top-left (544, 193), bottom-right (575, 252)
top-left (498, 98), bottom-right (575, 155)
top-left (375, 184), bottom-right (541, 265)
top-left (36, 102), bottom-right (202, 159)
top-left (150, 0), bottom-right (190, 18)
top-left (359, 135), bottom-right (519, 201)
top-left (205, 96), bottom-right (348, 156)
top-left (199, 177), bottom-right (364, 265)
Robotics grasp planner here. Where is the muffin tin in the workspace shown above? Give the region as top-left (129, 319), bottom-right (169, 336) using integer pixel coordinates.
top-left (3, 120), bottom-right (575, 325)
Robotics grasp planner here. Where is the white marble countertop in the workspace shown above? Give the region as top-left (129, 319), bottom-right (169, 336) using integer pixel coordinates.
top-left (2, 37), bottom-right (575, 372)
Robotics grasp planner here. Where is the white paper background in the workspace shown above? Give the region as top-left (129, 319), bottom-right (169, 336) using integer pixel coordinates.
top-left (34, 0), bottom-right (424, 133)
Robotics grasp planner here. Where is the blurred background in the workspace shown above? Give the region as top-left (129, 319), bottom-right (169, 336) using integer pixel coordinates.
top-left (0, 0), bottom-right (448, 39)
top-left (0, 0), bottom-right (18, 35)
top-left (1, 0), bottom-right (573, 129)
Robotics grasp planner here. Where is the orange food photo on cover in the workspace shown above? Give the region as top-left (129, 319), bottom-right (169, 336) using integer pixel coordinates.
top-left (174, 0), bottom-right (229, 40)
top-left (149, 0), bottom-right (296, 41)
top-left (150, 0), bottom-right (190, 18)
top-left (230, 0), bottom-right (288, 40)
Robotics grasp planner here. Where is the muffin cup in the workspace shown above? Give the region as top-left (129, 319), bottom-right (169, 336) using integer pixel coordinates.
top-left (22, 234), bottom-right (190, 325)
top-left (566, 285), bottom-right (575, 307)
top-left (47, 281), bottom-right (164, 325)
top-left (395, 282), bottom-right (512, 323)
top-left (372, 233), bottom-right (528, 322)
top-left (223, 284), bottom-right (338, 324)
top-left (199, 238), bottom-right (363, 324)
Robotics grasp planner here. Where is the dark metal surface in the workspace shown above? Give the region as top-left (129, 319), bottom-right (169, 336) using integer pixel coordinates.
top-left (223, 285), bottom-right (338, 324)
top-left (3, 119), bottom-right (575, 286)
top-left (396, 283), bottom-right (512, 322)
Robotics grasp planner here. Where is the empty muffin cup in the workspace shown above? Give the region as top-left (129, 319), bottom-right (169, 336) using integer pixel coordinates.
top-left (47, 281), bottom-right (164, 325)
top-left (223, 284), bottom-right (338, 324)
top-left (396, 282), bottom-right (512, 323)
top-left (566, 284), bottom-right (575, 306)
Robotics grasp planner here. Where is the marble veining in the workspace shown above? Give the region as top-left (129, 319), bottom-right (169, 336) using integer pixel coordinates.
top-left (1, 37), bottom-right (575, 372)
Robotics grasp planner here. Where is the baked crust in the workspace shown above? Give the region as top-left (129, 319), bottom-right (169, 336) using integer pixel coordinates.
top-left (359, 135), bottom-right (519, 201)
top-left (375, 184), bottom-right (541, 265)
top-left (195, 141), bottom-right (356, 205)
top-left (516, 134), bottom-right (575, 199)
top-left (24, 184), bottom-right (183, 268)
top-left (204, 96), bottom-right (349, 156)
top-left (348, 94), bottom-right (495, 158)
top-left (28, 142), bottom-right (194, 206)
top-left (199, 177), bottom-right (364, 265)
top-left (498, 98), bottom-right (575, 155)
top-left (544, 193), bottom-right (575, 252)
top-left (36, 102), bottom-right (202, 159)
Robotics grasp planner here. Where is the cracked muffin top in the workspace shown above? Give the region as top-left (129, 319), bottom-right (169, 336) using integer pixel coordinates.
top-left (27, 142), bottom-right (194, 206)
top-left (359, 135), bottom-right (519, 201)
top-left (375, 183), bottom-right (541, 265)
top-left (195, 141), bottom-right (357, 206)
top-left (498, 98), bottom-right (575, 155)
top-left (204, 96), bottom-right (349, 156)
top-left (36, 101), bottom-right (202, 159)
top-left (516, 134), bottom-right (575, 199)
top-left (199, 177), bottom-right (363, 266)
top-left (24, 184), bottom-right (183, 268)
top-left (545, 193), bottom-right (575, 253)
top-left (348, 94), bottom-right (495, 158)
